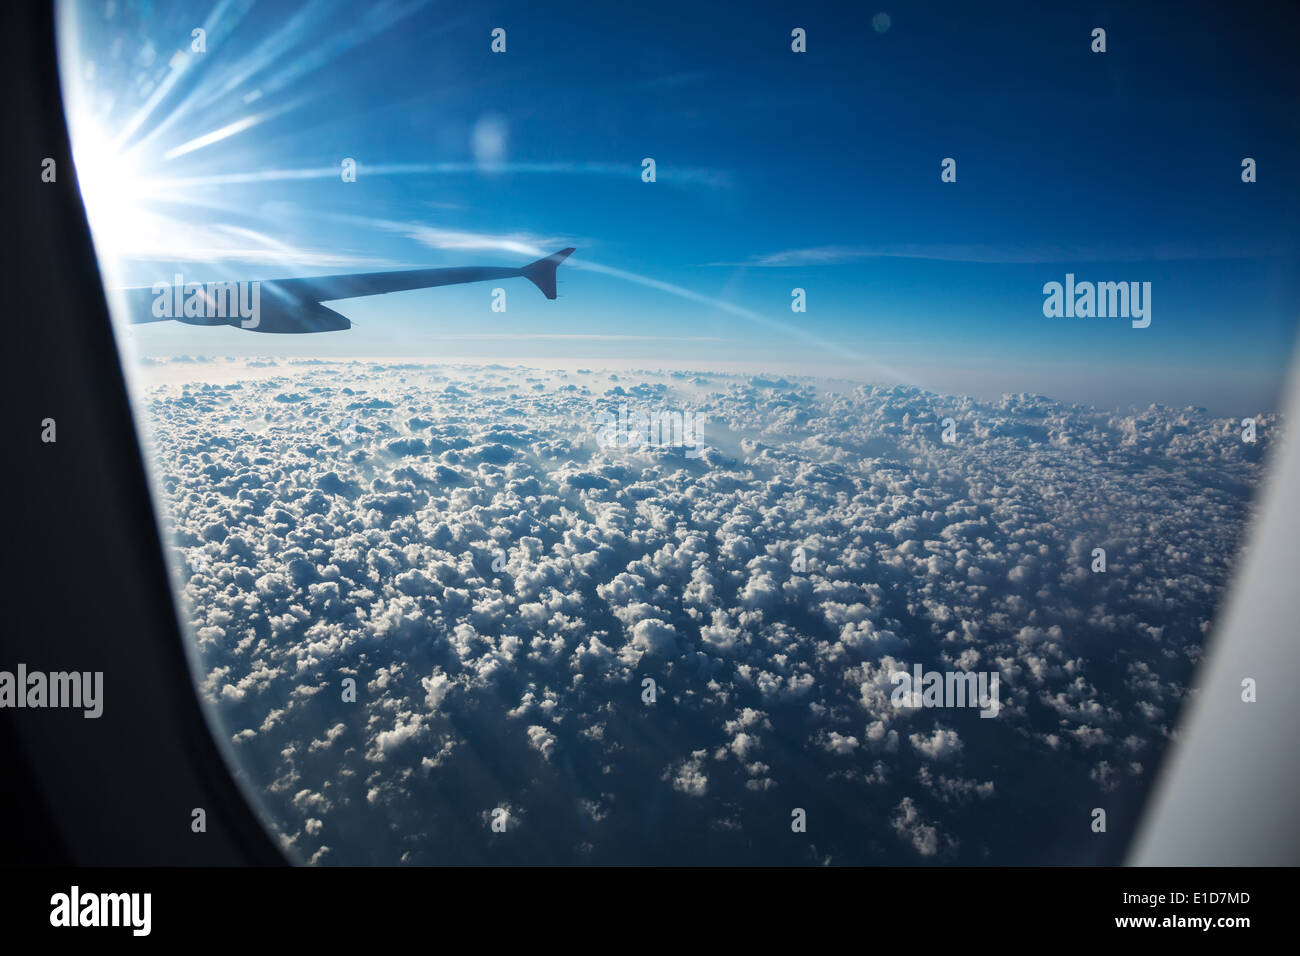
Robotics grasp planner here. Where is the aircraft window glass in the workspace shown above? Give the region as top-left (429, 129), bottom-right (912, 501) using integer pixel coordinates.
top-left (56, 0), bottom-right (1296, 864)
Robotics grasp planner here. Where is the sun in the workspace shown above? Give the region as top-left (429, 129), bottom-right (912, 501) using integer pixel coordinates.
top-left (69, 114), bottom-right (164, 275)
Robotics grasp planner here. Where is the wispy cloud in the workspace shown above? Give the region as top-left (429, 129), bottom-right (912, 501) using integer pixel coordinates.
top-left (565, 259), bottom-right (917, 385)
top-left (720, 238), bottom-right (1300, 267)
top-left (326, 215), bottom-right (913, 381)
top-left (631, 69), bottom-right (714, 92)
top-left (434, 333), bottom-right (727, 342)
top-left (328, 216), bottom-right (575, 259)
top-left (155, 160), bottom-right (733, 190)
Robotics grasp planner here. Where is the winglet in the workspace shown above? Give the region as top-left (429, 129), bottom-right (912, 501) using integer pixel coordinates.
top-left (521, 247), bottom-right (575, 300)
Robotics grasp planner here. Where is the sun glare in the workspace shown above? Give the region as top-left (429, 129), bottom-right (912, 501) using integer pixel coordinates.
top-left (71, 116), bottom-right (155, 274)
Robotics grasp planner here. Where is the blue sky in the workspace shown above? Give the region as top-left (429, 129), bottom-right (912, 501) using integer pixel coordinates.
top-left (59, 0), bottom-right (1300, 412)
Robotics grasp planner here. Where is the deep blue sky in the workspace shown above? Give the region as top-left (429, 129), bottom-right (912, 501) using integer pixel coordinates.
top-left (59, 0), bottom-right (1300, 412)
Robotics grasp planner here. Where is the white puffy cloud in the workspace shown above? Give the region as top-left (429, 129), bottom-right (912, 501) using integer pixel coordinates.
top-left (909, 727), bottom-right (964, 761)
top-left (142, 360), bottom-right (1269, 864)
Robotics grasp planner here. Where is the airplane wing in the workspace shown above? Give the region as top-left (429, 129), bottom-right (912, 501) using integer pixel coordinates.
top-left (113, 247), bottom-right (575, 333)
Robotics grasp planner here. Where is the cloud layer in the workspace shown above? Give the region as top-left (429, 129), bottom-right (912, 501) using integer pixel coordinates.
top-left (145, 360), bottom-right (1273, 864)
